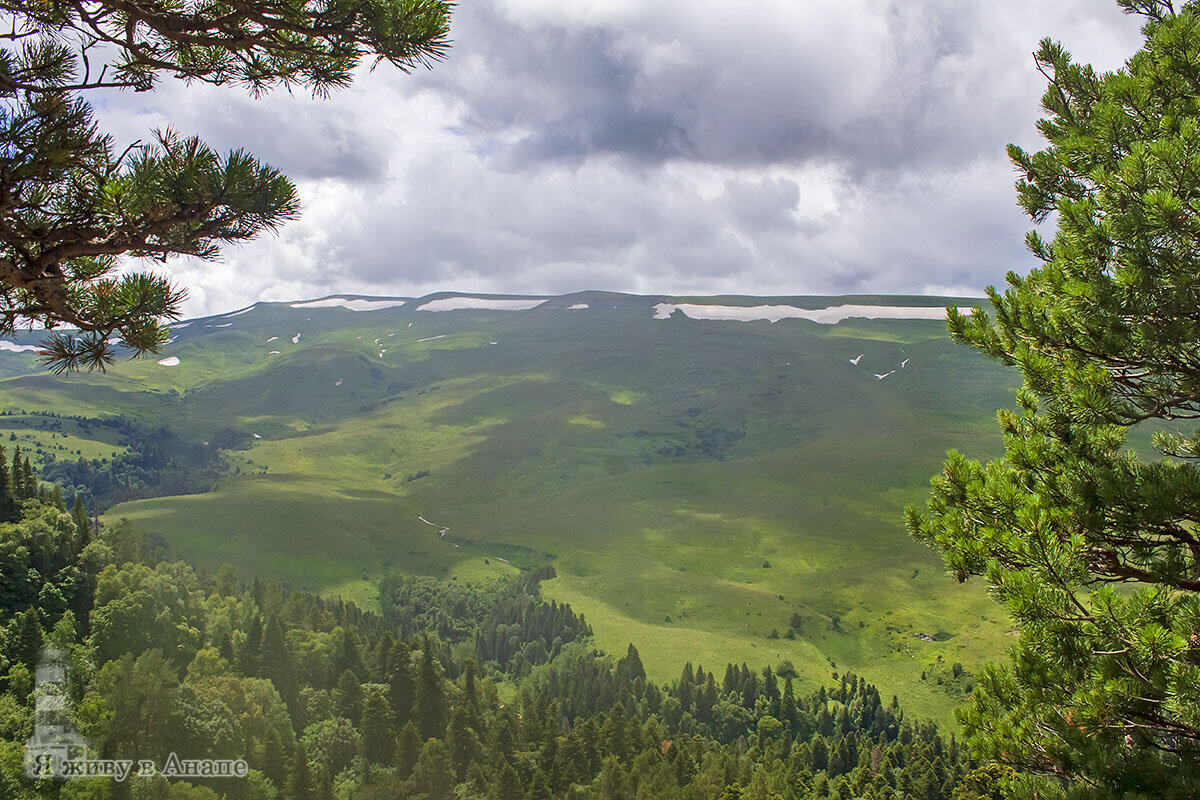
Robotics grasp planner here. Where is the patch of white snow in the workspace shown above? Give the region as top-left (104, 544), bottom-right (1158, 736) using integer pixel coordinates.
top-left (652, 302), bottom-right (974, 324)
top-left (417, 297), bottom-right (545, 312)
top-left (290, 298), bottom-right (408, 311)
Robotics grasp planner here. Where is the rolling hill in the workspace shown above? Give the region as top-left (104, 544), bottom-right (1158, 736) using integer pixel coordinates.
top-left (0, 291), bottom-right (1019, 721)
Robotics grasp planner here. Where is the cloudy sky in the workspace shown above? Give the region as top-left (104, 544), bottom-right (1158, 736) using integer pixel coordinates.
top-left (95, 0), bottom-right (1146, 316)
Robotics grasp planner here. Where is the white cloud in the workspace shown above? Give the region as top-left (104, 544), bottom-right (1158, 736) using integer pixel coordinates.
top-left (90, 1), bottom-right (1145, 317)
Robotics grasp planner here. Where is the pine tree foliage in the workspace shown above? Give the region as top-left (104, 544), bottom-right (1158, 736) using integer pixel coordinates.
top-left (908, 1), bottom-right (1200, 795)
top-left (0, 0), bottom-right (452, 372)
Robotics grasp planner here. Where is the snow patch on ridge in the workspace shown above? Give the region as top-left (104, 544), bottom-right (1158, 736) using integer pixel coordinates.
top-left (651, 303), bottom-right (973, 324)
top-left (290, 298), bottom-right (408, 312)
top-left (417, 297), bottom-right (545, 312)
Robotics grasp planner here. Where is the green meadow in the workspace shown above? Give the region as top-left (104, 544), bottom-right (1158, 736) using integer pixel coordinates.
top-left (0, 292), bottom-right (1019, 722)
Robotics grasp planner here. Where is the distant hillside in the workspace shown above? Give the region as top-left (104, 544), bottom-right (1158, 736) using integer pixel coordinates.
top-left (0, 291), bottom-right (1013, 722)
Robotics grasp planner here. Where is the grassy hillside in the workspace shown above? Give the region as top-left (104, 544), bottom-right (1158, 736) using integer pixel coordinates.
top-left (0, 292), bottom-right (1017, 722)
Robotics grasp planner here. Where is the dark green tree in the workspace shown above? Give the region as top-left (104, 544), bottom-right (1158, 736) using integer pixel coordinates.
top-left (9, 447), bottom-right (24, 500)
top-left (952, 764), bottom-right (1018, 800)
top-left (395, 720), bottom-right (422, 780)
top-left (0, 447), bottom-right (16, 523)
top-left (4, 607), bottom-right (42, 667)
top-left (262, 726), bottom-right (287, 791)
top-left (361, 684), bottom-right (396, 765)
top-left (595, 758), bottom-right (633, 800)
top-left (21, 456), bottom-right (34, 500)
top-left (908, 1), bottom-right (1200, 796)
top-left (408, 738), bottom-right (455, 800)
top-left (240, 612), bottom-right (263, 677)
top-left (527, 769), bottom-right (552, 800)
top-left (413, 636), bottom-right (449, 739)
top-left (332, 668), bottom-right (363, 724)
top-left (493, 760), bottom-right (523, 800)
top-left (447, 704), bottom-right (482, 777)
top-left (260, 612), bottom-right (292, 698)
top-left (283, 741), bottom-right (312, 800)
top-left (70, 494), bottom-right (90, 542)
top-left (0, 0), bottom-right (451, 372)
top-left (811, 733), bottom-right (829, 773)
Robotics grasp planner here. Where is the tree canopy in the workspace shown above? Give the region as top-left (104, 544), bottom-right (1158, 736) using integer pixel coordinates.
top-left (0, 462), bottom-right (986, 799)
top-left (0, 0), bottom-right (452, 372)
top-left (908, 1), bottom-right (1200, 796)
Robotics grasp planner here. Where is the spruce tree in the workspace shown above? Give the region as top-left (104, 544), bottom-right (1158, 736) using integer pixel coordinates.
top-left (0, 447), bottom-right (15, 523)
top-left (262, 727), bottom-right (287, 792)
top-left (361, 685), bottom-right (396, 765)
top-left (284, 741), bottom-right (312, 800)
top-left (677, 663), bottom-right (694, 710)
top-left (250, 577), bottom-right (266, 610)
top-left (494, 761), bottom-right (524, 800)
top-left (907, 2), bottom-right (1200, 795)
top-left (811, 734), bottom-right (829, 773)
top-left (333, 668), bottom-right (363, 725)
top-left (447, 704), bottom-right (482, 777)
top-left (389, 645), bottom-right (416, 727)
top-left (782, 678), bottom-right (797, 728)
top-left (408, 738), bottom-right (455, 800)
top-left (4, 608), bottom-right (42, 667)
top-left (527, 769), bottom-right (553, 800)
top-left (462, 657), bottom-right (480, 710)
top-left (412, 636), bottom-right (449, 739)
top-left (10, 447), bottom-right (21, 500)
top-left (261, 612), bottom-right (294, 704)
top-left (20, 456), bottom-right (33, 500)
top-left (70, 495), bottom-right (90, 543)
top-left (395, 721), bottom-right (422, 780)
top-left (240, 613), bottom-right (263, 677)
top-left (723, 663), bottom-right (738, 697)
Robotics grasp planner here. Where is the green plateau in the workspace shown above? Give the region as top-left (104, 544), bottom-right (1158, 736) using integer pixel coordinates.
top-left (0, 291), bottom-right (1018, 723)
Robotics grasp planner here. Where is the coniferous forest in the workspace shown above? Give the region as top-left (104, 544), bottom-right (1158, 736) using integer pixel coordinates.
top-left (0, 452), bottom-right (995, 800)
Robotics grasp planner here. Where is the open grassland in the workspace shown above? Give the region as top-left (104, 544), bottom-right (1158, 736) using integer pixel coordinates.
top-left (0, 293), bottom-right (1015, 723)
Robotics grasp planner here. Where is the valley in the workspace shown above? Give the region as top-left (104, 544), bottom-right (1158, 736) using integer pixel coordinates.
top-left (0, 291), bottom-right (1017, 722)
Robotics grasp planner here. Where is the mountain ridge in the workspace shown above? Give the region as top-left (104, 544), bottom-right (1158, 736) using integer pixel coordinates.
top-left (0, 288), bottom-right (1009, 723)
